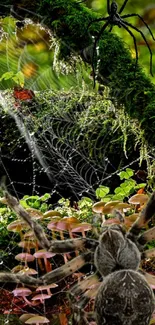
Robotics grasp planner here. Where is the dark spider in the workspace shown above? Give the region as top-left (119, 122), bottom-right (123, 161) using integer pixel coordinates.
top-left (87, 0), bottom-right (155, 86)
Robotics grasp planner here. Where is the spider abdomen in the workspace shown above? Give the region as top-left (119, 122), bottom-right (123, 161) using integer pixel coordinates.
top-left (95, 269), bottom-right (155, 325)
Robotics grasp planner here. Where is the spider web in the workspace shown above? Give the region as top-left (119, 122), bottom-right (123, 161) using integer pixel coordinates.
top-left (0, 3), bottom-right (154, 325)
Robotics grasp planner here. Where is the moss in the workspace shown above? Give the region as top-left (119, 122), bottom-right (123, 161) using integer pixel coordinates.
top-left (0, 0), bottom-right (155, 143)
top-left (35, 0), bottom-right (155, 146)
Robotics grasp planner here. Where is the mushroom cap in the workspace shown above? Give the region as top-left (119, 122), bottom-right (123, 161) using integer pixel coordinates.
top-left (24, 231), bottom-right (35, 239)
top-left (12, 287), bottom-right (32, 297)
top-left (92, 201), bottom-right (105, 213)
top-left (25, 316), bottom-right (50, 324)
top-left (31, 294), bottom-right (51, 301)
top-left (102, 201), bottom-right (121, 214)
top-left (18, 241), bottom-right (37, 250)
top-left (15, 253), bottom-right (35, 262)
top-left (115, 202), bottom-right (131, 211)
top-left (0, 197), bottom-right (7, 204)
top-left (7, 220), bottom-right (28, 232)
top-left (71, 222), bottom-right (92, 232)
top-left (26, 208), bottom-right (43, 220)
top-left (43, 210), bottom-right (61, 218)
top-left (56, 217), bottom-right (79, 230)
top-left (12, 265), bottom-right (25, 273)
top-left (19, 314), bottom-right (39, 323)
top-left (47, 216), bottom-right (79, 231)
top-left (18, 267), bottom-right (38, 275)
top-left (128, 194), bottom-right (149, 205)
top-left (47, 220), bottom-right (59, 230)
top-left (33, 249), bottom-right (55, 259)
top-left (36, 283), bottom-right (58, 292)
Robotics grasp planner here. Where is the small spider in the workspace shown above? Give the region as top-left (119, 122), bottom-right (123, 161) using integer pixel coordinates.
top-left (1, 191), bottom-right (155, 324)
top-left (87, 0), bottom-right (155, 86)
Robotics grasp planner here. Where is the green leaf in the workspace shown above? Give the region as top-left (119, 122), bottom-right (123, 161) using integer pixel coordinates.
top-left (96, 186), bottom-right (110, 199)
top-left (40, 193), bottom-right (51, 201)
top-left (40, 203), bottom-right (48, 212)
top-left (120, 179), bottom-right (136, 189)
top-left (78, 197), bottom-right (92, 208)
top-left (12, 71), bottom-right (25, 87)
top-left (135, 183), bottom-right (146, 189)
top-left (20, 199), bottom-right (29, 209)
top-left (118, 168), bottom-right (134, 180)
top-left (0, 71), bottom-right (14, 81)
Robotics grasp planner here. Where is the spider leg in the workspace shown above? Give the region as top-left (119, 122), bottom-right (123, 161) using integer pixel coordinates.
top-left (140, 270), bottom-right (155, 287)
top-left (128, 192), bottom-right (155, 240)
top-left (121, 14), bottom-right (155, 41)
top-left (70, 273), bottom-right (101, 298)
top-left (138, 226), bottom-right (155, 246)
top-left (142, 247), bottom-right (155, 259)
top-left (92, 20), bottom-right (110, 87)
top-left (119, 0), bottom-right (129, 15)
top-left (41, 252), bottom-right (93, 284)
top-left (123, 20), bottom-right (153, 76)
top-left (48, 238), bottom-right (98, 253)
top-left (87, 17), bottom-right (108, 31)
top-left (0, 272), bottom-right (43, 286)
top-left (109, 25), bottom-right (113, 32)
top-left (120, 21), bottom-right (138, 73)
top-left (71, 274), bottom-right (100, 325)
top-left (107, 0), bottom-right (110, 15)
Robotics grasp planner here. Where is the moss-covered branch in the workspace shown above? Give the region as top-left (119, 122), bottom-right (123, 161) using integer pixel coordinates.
top-left (0, 0), bottom-right (155, 145)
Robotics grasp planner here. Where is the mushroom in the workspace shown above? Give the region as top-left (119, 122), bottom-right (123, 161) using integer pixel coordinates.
top-left (31, 294), bottom-right (52, 304)
top-left (25, 316), bottom-right (50, 325)
top-left (24, 231), bottom-right (35, 239)
top-left (19, 314), bottom-right (39, 323)
top-left (36, 283), bottom-right (58, 295)
top-left (48, 217), bottom-right (79, 262)
top-left (92, 201), bottom-right (105, 214)
top-left (102, 201), bottom-right (121, 214)
top-left (71, 223), bottom-right (92, 238)
top-left (18, 241), bottom-right (37, 253)
top-left (18, 267), bottom-right (38, 275)
top-left (47, 217), bottom-right (61, 240)
top-left (15, 253), bottom-right (35, 267)
top-left (12, 287), bottom-right (32, 305)
top-left (92, 200), bottom-right (121, 224)
top-left (43, 210), bottom-right (61, 218)
top-left (11, 265), bottom-right (25, 273)
top-left (33, 249), bottom-right (55, 272)
top-left (0, 197), bottom-right (7, 204)
top-left (128, 194), bottom-right (149, 207)
top-left (56, 216), bottom-right (79, 239)
top-left (7, 220), bottom-right (29, 240)
top-left (26, 208), bottom-right (43, 220)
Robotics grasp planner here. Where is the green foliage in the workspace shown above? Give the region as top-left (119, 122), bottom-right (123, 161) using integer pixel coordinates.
top-left (95, 168), bottom-right (146, 201)
top-left (0, 71), bottom-right (25, 87)
top-left (20, 193), bottom-right (51, 212)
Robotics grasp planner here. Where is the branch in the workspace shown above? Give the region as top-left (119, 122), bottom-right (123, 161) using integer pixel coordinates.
top-left (4, 191), bottom-right (51, 250)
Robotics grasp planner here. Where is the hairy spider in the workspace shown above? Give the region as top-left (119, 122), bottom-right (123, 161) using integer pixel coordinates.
top-left (1, 191), bottom-right (155, 324)
top-left (87, 0), bottom-right (155, 86)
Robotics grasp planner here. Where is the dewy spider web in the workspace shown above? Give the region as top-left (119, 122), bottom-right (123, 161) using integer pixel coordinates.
top-left (0, 3), bottom-right (154, 325)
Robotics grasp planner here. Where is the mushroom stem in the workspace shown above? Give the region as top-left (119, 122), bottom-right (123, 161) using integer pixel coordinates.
top-left (23, 296), bottom-right (33, 305)
top-left (43, 257), bottom-right (52, 272)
